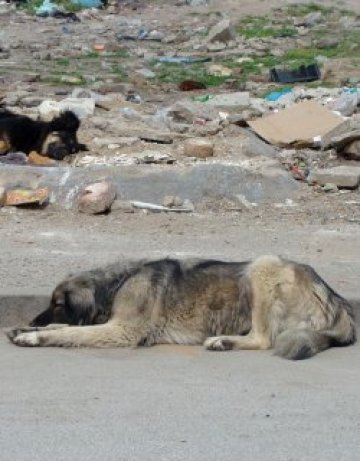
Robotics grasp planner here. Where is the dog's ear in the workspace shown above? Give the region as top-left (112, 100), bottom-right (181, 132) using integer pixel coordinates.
top-left (64, 288), bottom-right (97, 325)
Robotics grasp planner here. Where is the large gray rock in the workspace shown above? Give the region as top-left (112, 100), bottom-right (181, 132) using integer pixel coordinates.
top-left (206, 92), bottom-right (250, 109)
top-left (308, 166), bottom-right (360, 189)
top-left (321, 115), bottom-right (360, 149)
top-left (207, 19), bottom-right (236, 43)
top-left (329, 130), bottom-right (360, 152)
top-left (169, 100), bottom-right (219, 123)
top-left (38, 98), bottom-right (95, 120)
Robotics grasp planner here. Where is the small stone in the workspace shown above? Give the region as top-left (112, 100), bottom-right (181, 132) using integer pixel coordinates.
top-left (343, 140), bottom-right (360, 160)
top-left (207, 64), bottom-right (232, 77)
top-left (322, 183), bottom-right (338, 193)
top-left (304, 11), bottom-right (322, 27)
top-left (135, 68), bottom-right (156, 79)
top-left (111, 199), bottom-right (134, 213)
top-left (184, 138), bottom-right (214, 158)
top-left (60, 76), bottom-right (83, 85)
top-left (78, 181), bottom-right (116, 214)
top-left (206, 42), bottom-right (227, 52)
top-left (135, 151), bottom-right (175, 164)
top-left (316, 37), bottom-right (339, 49)
top-left (0, 186), bottom-right (6, 206)
top-left (308, 166), bottom-right (360, 189)
top-left (162, 196), bottom-right (184, 208)
top-left (182, 199), bottom-right (195, 211)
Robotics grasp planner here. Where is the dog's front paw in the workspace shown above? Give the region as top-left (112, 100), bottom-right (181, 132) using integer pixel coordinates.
top-left (4, 326), bottom-right (39, 342)
top-left (12, 332), bottom-right (40, 347)
top-left (204, 336), bottom-right (234, 351)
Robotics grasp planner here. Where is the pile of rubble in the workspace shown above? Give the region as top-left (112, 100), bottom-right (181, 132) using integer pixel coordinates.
top-left (0, 1), bottom-right (359, 213)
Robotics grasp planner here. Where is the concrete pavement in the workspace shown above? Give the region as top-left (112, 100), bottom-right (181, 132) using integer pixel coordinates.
top-left (1, 335), bottom-right (360, 461)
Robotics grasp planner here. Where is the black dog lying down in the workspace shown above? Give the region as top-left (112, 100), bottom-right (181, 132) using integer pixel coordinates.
top-left (0, 108), bottom-right (87, 160)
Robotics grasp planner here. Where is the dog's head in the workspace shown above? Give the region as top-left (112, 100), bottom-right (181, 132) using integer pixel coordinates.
top-left (30, 278), bottom-right (109, 327)
top-left (51, 111), bottom-right (81, 132)
top-left (45, 111), bottom-right (88, 159)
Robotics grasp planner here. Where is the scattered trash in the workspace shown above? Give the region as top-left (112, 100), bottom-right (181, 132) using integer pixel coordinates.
top-left (131, 201), bottom-right (193, 213)
top-left (36, 0), bottom-right (82, 19)
top-left (125, 92), bottom-right (142, 104)
top-left (269, 64), bottom-right (321, 84)
top-left (5, 188), bottom-right (49, 207)
top-left (0, 152), bottom-right (27, 165)
top-left (179, 80), bottom-right (207, 91)
top-left (265, 88), bottom-right (293, 102)
top-left (158, 56), bottom-right (211, 64)
top-left (35, 0), bottom-right (60, 17)
top-left (289, 164), bottom-right (308, 181)
top-left (71, 0), bottom-right (102, 8)
top-left (248, 100), bottom-right (343, 147)
top-left (328, 91), bottom-right (359, 117)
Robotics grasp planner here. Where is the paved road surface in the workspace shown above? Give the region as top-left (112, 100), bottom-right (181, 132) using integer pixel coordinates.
top-left (1, 336), bottom-right (360, 461)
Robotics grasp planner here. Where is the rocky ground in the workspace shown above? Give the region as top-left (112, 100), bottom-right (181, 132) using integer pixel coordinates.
top-left (1, 4), bottom-right (360, 461)
top-left (0, 0), bottom-right (359, 281)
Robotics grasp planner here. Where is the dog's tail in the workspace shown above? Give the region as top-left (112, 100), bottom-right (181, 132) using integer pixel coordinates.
top-left (274, 265), bottom-right (356, 360)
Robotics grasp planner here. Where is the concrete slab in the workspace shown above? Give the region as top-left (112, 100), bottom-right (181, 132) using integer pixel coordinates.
top-left (0, 163), bottom-right (299, 208)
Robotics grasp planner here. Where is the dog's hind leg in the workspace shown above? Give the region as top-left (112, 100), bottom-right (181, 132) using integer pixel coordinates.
top-left (205, 256), bottom-right (284, 352)
top-left (9, 322), bottom-right (149, 348)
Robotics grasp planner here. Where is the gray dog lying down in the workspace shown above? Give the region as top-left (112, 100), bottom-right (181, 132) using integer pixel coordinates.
top-left (6, 255), bottom-right (356, 360)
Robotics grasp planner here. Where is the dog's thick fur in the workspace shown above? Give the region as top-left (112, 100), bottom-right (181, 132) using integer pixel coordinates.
top-left (0, 109), bottom-right (87, 158)
top-left (6, 256), bottom-right (356, 360)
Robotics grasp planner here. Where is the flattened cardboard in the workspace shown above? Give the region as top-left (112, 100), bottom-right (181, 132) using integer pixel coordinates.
top-left (248, 100), bottom-right (343, 147)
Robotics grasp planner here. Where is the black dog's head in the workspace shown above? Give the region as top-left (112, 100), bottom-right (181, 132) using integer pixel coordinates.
top-left (46, 111), bottom-right (87, 159)
top-left (50, 110), bottom-right (81, 132)
top-left (30, 277), bottom-right (110, 327)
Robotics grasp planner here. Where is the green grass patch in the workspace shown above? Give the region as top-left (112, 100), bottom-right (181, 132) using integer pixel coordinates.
top-left (285, 3), bottom-right (334, 16)
top-left (237, 16), bottom-right (297, 39)
top-left (149, 62), bottom-right (232, 87)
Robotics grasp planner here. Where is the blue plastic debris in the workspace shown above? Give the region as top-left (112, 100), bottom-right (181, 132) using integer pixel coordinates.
top-left (158, 56), bottom-right (211, 64)
top-left (265, 88), bottom-right (293, 102)
top-left (71, 0), bottom-right (102, 7)
top-left (35, 0), bottom-right (60, 16)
